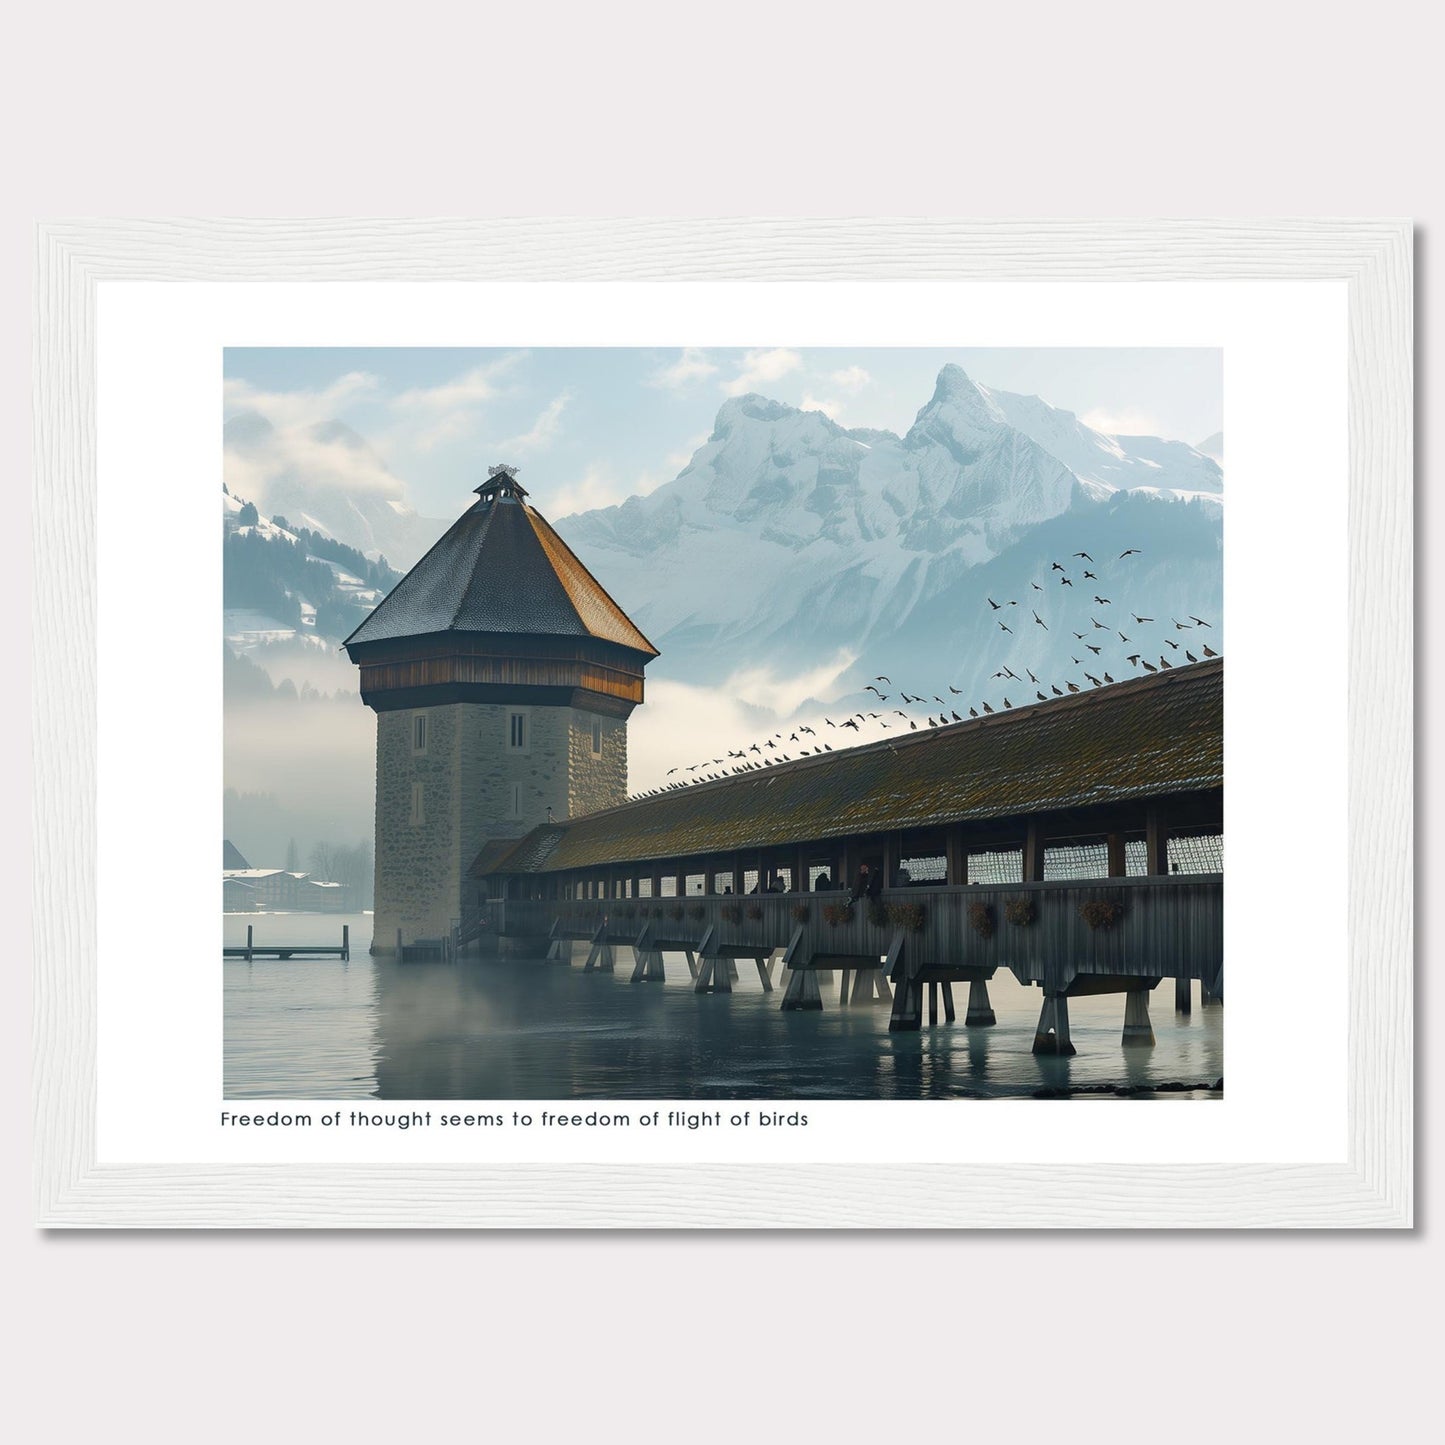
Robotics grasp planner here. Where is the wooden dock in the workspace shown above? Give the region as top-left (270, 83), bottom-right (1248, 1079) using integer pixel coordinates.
top-left (224, 924), bottom-right (351, 961)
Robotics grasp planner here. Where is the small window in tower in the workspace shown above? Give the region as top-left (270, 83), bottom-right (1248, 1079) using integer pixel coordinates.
top-left (412, 713), bottom-right (428, 754)
top-left (507, 782), bottom-right (522, 819)
top-left (508, 710), bottom-right (529, 752)
top-left (590, 718), bottom-right (602, 756)
top-left (410, 781), bottom-right (425, 827)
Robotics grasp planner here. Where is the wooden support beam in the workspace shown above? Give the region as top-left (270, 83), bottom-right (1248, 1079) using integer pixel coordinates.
top-left (1145, 806), bottom-right (1166, 875)
top-left (1024, 822), bottom-right (1045, 883)
top-left (1106, 832), bottom-right (1126, 878)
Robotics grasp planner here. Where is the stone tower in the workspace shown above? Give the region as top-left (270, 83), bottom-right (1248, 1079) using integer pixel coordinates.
top-left (343, 467), bottom-right (658, 952)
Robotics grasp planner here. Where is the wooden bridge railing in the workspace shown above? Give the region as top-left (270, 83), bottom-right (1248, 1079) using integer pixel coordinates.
top-left (476, 875), bottom-right (1222, 992)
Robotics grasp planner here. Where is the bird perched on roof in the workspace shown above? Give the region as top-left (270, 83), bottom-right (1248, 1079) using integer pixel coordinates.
top-left (1052, 685), bottom-right (1063, 696)
top-left (1067, 683), bottom-right (1080, 693)
top-left (1142, 660), bottom-right (1157, 673)
top-left (1003, 697), bottom-right (1013, 708)
top-left (1036, 691), bottom-right (1047, 702)
top-left (1203, 645), bottom-right (1218, 658)
top-left (1186, 650), bottom-right (1198, 662)
top-left (1159, 655), bottom-right (1173, 669)
top-left (1085, 673), bottom-right (1101, 686)
top-left (982, 702), bottom-right (994, 714)
top-left (1103, 672), bottom-right (1114, 683)
top-left (969, 707), bottom-right (979, 718)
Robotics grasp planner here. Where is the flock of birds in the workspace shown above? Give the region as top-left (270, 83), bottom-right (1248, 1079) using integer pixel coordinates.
top-left (631, 546), bottom-right (1219, 798)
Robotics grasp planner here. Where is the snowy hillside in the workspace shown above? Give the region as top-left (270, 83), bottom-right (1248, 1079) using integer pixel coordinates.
top-left (552, 364), bottom-right (1223, 724)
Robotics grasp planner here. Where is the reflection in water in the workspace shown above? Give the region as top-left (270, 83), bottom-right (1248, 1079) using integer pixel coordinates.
top-left (224, 914), bottom-right (1223, 1100)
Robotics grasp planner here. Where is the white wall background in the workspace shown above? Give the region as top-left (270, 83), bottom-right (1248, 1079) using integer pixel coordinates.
top-left (3, 3), bottom-right (1435, 1442)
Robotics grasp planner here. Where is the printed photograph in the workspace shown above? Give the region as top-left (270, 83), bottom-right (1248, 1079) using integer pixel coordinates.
top-left (222, 346), bottom-right (1224, 1100)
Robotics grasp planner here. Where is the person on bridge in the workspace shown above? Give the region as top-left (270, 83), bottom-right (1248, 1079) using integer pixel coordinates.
top-left (849, 863), bottom-right (883, 903)
top-left (814, 870), bottom-right (832, 891)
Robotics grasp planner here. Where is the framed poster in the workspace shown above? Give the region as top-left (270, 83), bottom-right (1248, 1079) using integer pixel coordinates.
top-left (33, 219), bottom-right (1412, 1227)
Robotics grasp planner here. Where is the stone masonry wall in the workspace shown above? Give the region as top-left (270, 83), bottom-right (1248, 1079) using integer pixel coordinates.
top-left (373, 699), bottom-right (632, 948)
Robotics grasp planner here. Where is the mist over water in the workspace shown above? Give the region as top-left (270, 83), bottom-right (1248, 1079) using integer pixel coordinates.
top-left (224, 914), bottom-right (1221, 1100)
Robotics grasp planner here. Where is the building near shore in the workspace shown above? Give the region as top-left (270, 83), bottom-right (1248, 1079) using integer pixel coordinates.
top-left (343, 466), bottom-right (658, 950)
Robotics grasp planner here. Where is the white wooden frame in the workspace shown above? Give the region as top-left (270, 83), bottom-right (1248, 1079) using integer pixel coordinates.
top-left (33, 219), bottom-right (1412, 1227)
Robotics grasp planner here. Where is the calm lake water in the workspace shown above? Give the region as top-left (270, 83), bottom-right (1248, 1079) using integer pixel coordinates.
top-left (224, 912), bottom-right (1222, 1100)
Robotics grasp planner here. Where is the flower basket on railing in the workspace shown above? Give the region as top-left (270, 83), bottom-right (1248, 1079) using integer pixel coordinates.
top-left (746, 904), bottom-right (763, 921)
top-left (721, 903), bottom-right (743, 924)
top-left (886, 901), bottom-right (927, 932)
top-left (1080, 899), bottom-right (1124, 930)
top-left (867, 900), bottom-right (889, 928)
top-left (823, 902), bottom-right (854, 926)
top-left (967, 901), bottom-right (996, 939)
top-left (790, 903), bottom-right (811, 924)
top-left (1005, 897), bottom-right (1036, 928)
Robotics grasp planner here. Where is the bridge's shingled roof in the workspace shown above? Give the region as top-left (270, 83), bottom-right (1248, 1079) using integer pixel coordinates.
top-left (472, 658), bottom-right (1222, 877)
top-left (342, 491), bottom-right (658, 658)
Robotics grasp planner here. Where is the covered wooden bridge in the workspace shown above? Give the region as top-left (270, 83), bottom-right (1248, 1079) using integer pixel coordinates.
top-left (466, 658), bottom-right (1223, 1053)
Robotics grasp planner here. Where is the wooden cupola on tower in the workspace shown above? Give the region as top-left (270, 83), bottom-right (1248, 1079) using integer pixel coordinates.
top-left (343, 465), bottom-right (658, 952)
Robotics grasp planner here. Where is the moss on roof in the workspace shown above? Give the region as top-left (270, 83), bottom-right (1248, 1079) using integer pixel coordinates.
top-left (474, 658), bottom-right (1222, 876)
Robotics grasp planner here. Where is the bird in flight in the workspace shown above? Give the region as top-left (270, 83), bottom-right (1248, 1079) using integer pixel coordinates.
top-left (1033, 610), bottom-right (1048, 629)
top-left (987, 598), bottom-right (1001, 610)
top-left (875, 675), bottom-right (891, 683)
top-left (1060, 576), bottom-right (1074, 587)
top-left (1118, 631), bottom-right (1130, 643)
top-left (1119, 548), bottom-right (1141, 558)
top-left (1074, 551), bottom-right (1093, 562)
top-left (1131, 613), bottom-right (1153, 624)
top-left (1085, 673), bottom-right (1102, 686)
top-left (1093, 595), bottom-right (1111, 605)
top-left (1026, 668), bottom-right (1039, 684)
top-left (1051, 562), bottom-right (1064, 572)
top-left (1092, 617), bottom-right (1108, 630)
top-left (1086, 644), bottom-right (1102, 655)
top-left (1190, 616), bottom-right (1212, 628)
top-left (998, 621), bottom-right (1013, 632)
top-left (1083, 570), bottom-right (1097, 581)
top-left (1031, 582), bottom-right (1043, 591)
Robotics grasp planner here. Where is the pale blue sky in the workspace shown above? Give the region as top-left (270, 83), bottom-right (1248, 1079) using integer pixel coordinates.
top-left (224, 347), bottom-right (1222, 520)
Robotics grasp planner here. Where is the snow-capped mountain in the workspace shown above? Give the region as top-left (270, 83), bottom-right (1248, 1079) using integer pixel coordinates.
top-left (553, 364), bottom-right (1222, 711)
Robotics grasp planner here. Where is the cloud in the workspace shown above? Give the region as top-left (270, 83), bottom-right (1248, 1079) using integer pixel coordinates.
top-left (1079, 406), bottom-right (1165, 438)
top-left (388, 353), bottom-right (526, 450)
top-left (648, 347), bottom-right (718, 390)
top-left (224, 371), bottom-right (379, 429)
top-left (496, 391), bottom-right (572, 454)
top-left (721, 348), bottom-right (802, 396)
top-left (545, 464), bottom-right (636, 518)
top-left (829, 365), bottom-right (872, 392)
top-left (801, 393), bottom-right (842, 421)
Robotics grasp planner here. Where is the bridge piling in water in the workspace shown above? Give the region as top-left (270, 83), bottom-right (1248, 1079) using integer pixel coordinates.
top-left (1175, 976), bottom-right (1192, 1013)
top-left (780, 968), bottom-right (822, 1010)
top-left (965, 978), bottom-right (996, 1027)
top-left (1033, 993), bottom-right (1076, 1056)
top-left (1121, 988), bottom-right (1156, 1047)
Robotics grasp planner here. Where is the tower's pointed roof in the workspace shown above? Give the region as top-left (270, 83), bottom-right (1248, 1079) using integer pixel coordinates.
top-left (342, 470), bottom-right (658, 658)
